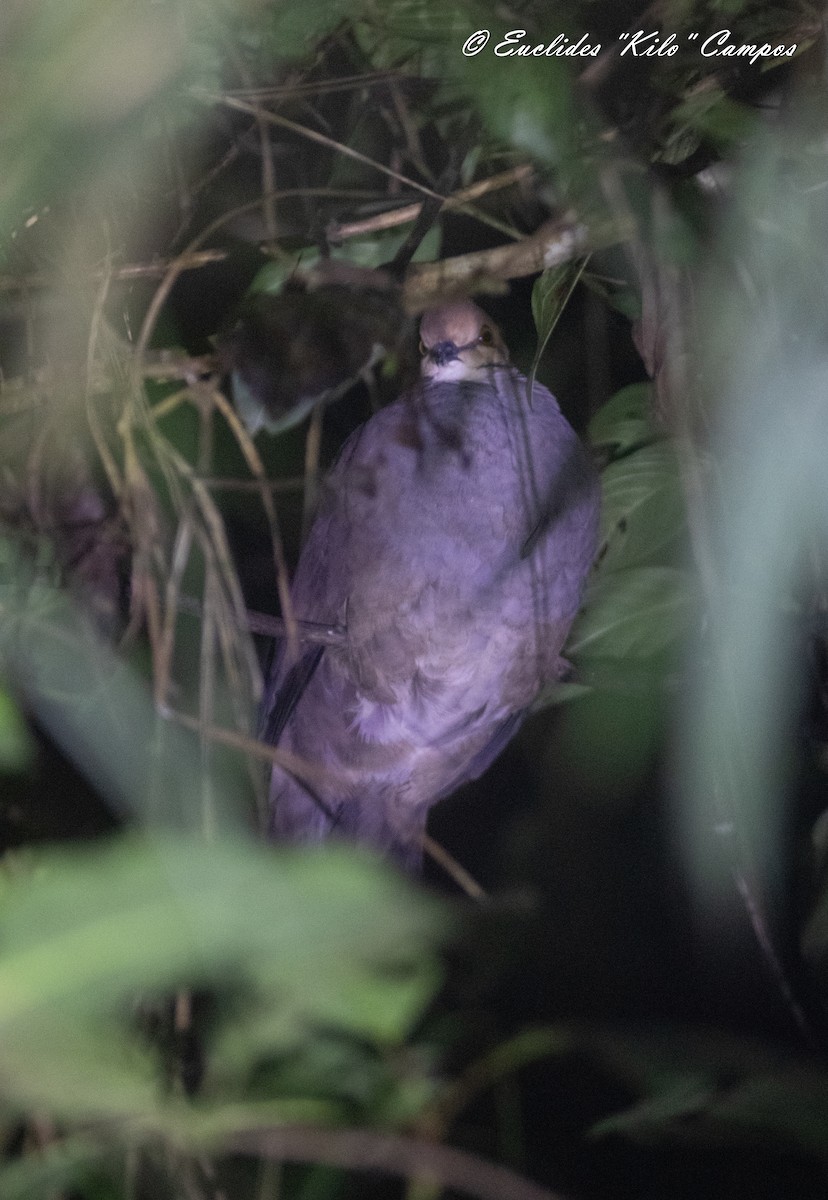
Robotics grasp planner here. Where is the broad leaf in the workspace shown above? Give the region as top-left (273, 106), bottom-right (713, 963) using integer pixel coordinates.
top-left (569, 567), bottom-right (695, 660)
top-left (0, 835), bottom-right (449, 1120)
top-left (589, 384), bottom-right (656, 456)
top-left (597, 441), bottom-right (685, 571)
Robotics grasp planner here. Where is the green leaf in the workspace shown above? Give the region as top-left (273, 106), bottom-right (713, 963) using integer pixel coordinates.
top-left (569, 567), bottom-right (695, 660)
top-left (582, 272), bottom-right (642, 321)
top-left (459, 50), bottom-right (575, 169)
top-left (0, 835), bottom-right (449, 1120)
top-left (248, 0), bottom-right (363, 62)
top-left (670, 87), bottom-right (755, 155)
top-left (588, 384), bottom-right (656, 455)
top-left (0, 684), bottom-right (32, 772)
top-left (597, 441), bottom-right (685, 571)
top-left (591, 1075), bottom-right (713, 1139)
top-left (0, 1136), bottom-right (107, 1200)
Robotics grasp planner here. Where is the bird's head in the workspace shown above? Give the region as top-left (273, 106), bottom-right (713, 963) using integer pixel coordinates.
top-left (419, 301), bottom-right (508, 381)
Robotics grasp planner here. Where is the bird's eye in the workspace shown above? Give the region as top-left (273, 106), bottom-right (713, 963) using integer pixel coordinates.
top-left (479, 327), bottom-right (494, 346)
top-left (418, 338), bottom-right (426, 356)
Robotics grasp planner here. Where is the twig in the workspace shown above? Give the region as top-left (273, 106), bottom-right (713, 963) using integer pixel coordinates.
top-left (302, 402), bottom-right (324, 543)
top-left (421, 835), bottom-right (487, 901)
top-left (205, 92), bottom-right (446, 202)
top-left (200, 93), bottom-right (523, 241)
top-left (143, 354), bottom-right (218, 383)
top-left (199, 476), bottom-right (306, 495)
top-left (223, 1126), bottom-right (569, 1200)
top-left (209, 386), bottom-right (300, 665)
top-left (167, 709), bottom-right (361, 793)
top-left (0, 251), bottom-right (227, 293)
top-left (158, 510), bottom-right (196, 711)
top-left (225, 70), bottom-right (407, 100)
top-left (426, 1028), bottom-right (574, 1142)
top-left (328, 166), bottom-right (533, 242)
top-left (402, 216), bottom-right (601, 313)
top-left (176, 593), bottom-right (347, 648)
top-left (388, 77), bottom-right (435, 185)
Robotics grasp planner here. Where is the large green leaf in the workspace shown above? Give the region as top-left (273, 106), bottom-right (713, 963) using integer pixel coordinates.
top-left (569, 566), bottom-right (696, 661)
top-left (460, 46), bottom-right (575, 170)
top-left (0, 835), bottom-right (449, 1120)
top-left (588, 384), bottom-right (656, 456)
top-left (597, 442), bottom-right (685, 571)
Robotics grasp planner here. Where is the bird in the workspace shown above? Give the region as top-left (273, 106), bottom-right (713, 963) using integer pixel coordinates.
top-left (259, 300), bottom-right (600, 868)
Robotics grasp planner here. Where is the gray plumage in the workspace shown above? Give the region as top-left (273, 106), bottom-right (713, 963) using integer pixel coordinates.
top-left (260, 302), bottom-right (600, 867)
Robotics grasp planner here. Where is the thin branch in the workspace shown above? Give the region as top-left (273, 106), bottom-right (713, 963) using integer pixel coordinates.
top-left (200, 94), bottom-right (523, 241)
top-left (199, 476), bottom-right (306, 495)
top-left (421, 834), bottom-right (487, 901)
top-left (167, 709), bottom-right (362, 793)
top-left (225, 70), bottom-right (407, 100)
top-left (205, 92), bottom-right (446, 202)
top-left (176, 593), bottom-right (347, 648)
top-left (0, 251), bottom-right (227, 293)
top-left (302, 402), bottom-right (324, 543)
top-left (209, 385), bottom-right (300, 665)
top-left (328, 165), bottom-right (534, 242)
top-left (143, 354), bottom-right (218, 384)
top-left (402, 215), bottom-right (606, 312)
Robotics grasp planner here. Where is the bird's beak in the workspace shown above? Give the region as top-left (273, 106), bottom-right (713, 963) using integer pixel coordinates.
top-left (428, 340), bottom-right (459, 367)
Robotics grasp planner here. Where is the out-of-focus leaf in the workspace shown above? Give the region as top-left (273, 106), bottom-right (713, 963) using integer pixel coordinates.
top-left (0, 1136), bottom-right (107, 1200)
top-left (701, 1071), bottom-right (828, 1156)
top-left (670, 87), bottom-right (755, 154)
top-left (583, 272), bottom-right (642, 321)
top-left (677, 125), bottom-right (828, 954)
top-left (588, 384), bottom-right (656, 455)
top-left (593, 1061), bottom-right (828, 1160)
top-left (239, 0), bottom-right (361, 62)
top-left (597, 442), bottom-right (685, 571)
top-left (0, 585), bottom-right (234, 830)
top-left (0, 684), bottom-right (32, 772)
top-left (569, 567), bottom-right (695, 661)
top-left (591, 1075), bottom-right (713, 1138)
top-left (0, 835), bottom-right (449, 1119)
top-left (0, 0), bottom-right (195, 230)
top-left (583, 1027), bottom-right (828, 1154)
top-left (532, 678), bottom-right (593, 710)
top-left (460, 51), bottom-right (575, 170)
top-left (554, 682), bottom-right (668, 797)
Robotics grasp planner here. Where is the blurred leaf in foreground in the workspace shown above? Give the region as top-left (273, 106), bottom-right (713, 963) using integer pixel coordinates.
top-left (0, 683), bottom-right (32, 773)
top-left (588, 383), bottom-right (658, 457)
top-left (0, 834), bottom-right (449, 1123)
top-left (569, 567), bottom-right (696, 663)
